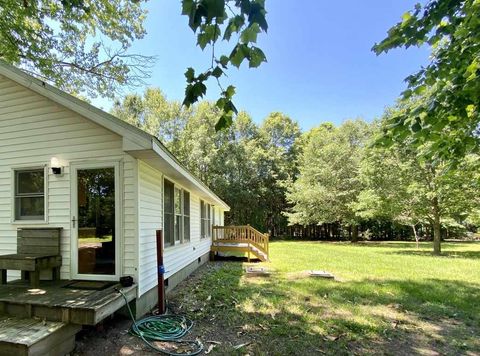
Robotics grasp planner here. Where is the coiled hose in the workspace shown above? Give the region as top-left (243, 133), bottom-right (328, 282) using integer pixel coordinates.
top-left (117, 288), bottom-right (203, 356)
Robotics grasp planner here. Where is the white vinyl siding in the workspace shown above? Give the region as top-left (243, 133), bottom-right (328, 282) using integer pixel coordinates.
top-left (137, 161), bottom-right (213, 297)
top-left (0, 74), bottom-right (136, 281)
top-left (138, 161), bottom-right (163, 296)
top-left (0, 71), bottom-right (226, 298)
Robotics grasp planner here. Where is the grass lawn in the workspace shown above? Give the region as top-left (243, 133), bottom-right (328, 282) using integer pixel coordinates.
top-left (78, 235), bottom-right (112, 245)
top-left (170, 241), bottom-right (480, 355)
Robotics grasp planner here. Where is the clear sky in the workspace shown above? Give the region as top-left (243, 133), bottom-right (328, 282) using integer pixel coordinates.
top-left (93, 0), bottom-right (430, 131)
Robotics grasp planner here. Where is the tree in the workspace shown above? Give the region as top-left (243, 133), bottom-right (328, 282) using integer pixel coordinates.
top-left (111, 88), bottom-right (190, 153)
top-left (286, 120), bottom-right (371, 242)
top-left (356, 144), bottom-right (426, 248)
top-left (257, 113), bottom-right (301, 235)
top-left (358, 117), bottom-right (480, 254)
top-left (0, 0), bottom-right (153, 98)
top-left (112, 88), bottom-right (299, 233)
top-left (373, 0), bottom-right (480, 160)
top-left (0, 0), bottom-right (268, 129)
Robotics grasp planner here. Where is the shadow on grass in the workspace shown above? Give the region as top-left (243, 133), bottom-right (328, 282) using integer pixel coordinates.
top-left (388, 249), bottom-right (480, 260)
top-left (175, 262), bottom-right (480, 355)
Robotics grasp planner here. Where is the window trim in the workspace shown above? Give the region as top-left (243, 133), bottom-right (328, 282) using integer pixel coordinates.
top-left (183, 190), bottom-right (190, 242)
top-left (163, 176), bottom-right (191, 248)
top-left (11, 165), bottom-right (48, 224)
top-left (200, 200), bottom-right (212, 239)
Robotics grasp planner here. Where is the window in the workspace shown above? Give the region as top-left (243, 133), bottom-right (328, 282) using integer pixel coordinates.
top-left (183, 191), bottom-right (190, 242)
top-left (200, 200), bottom-right (212, 238)
top-left (212, 206), bottom-right (216, 227)
top-left (164, 178), bottom-right (190, 247)
top-left (174, 187), bottom-right (182, 243)
top-left (164, 179), bottom-right (174, 247)
top-left (14, 168), bottom-right (46, 221)
top-left (200, 201), bottom-right (205, 238)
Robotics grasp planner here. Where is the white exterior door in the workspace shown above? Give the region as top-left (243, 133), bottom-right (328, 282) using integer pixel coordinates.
top-left (70, 161), bottom-right (121, 281)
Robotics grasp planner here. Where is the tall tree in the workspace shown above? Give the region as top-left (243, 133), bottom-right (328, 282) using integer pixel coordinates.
top-left (286, 120), bottom-right (371, 242)
top-left (0, 0), bottom-right (269, 124)
top-left (258, 113), bottom-right (301, 234)
top-left (113, 88), bottom-right (300, 233)
top-left (111, 88), bottom-right (189, 154)
top-left (373, 0), bottom-right (480, 160)
top-left (358, 115), bottom-right (480, 254)
top-left (0, 0), bottom-right (153, 97)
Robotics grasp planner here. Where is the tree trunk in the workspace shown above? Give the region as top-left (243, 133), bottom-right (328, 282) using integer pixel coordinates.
top-left (412, 224), bottom-right (419, 249)
top-left (432, 197), bottom-right (441, 255)
top-left (351, 224), bottom-right (359, 243)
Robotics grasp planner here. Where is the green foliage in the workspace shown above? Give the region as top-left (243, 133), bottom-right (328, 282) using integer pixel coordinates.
top-left (0, 0), bottom-right (153, 98)
top-left (373, 0), bottom-right (480, 160)
top-left (286, 120), bottom-right (372, 236)
top-left (0, 0), bottom-right (268, 115)
top-left (357, 106), bottom-right (480, 253)
top-left (113, 89), bottom-right (298, 233)
top-left (181, 0), bottom-right (268, 130)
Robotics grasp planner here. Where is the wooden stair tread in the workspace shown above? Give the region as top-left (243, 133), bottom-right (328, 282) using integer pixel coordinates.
top-left (0, 316), bottom-right (66, 346)
top-left (0, 315), bottom-right (80, 356)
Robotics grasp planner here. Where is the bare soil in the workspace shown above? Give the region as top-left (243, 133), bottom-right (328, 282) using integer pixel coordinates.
top-left (72, 262), bottom-right (242, 356)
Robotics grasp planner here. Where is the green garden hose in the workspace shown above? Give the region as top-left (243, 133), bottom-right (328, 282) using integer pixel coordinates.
top-left (117, 288), bottom-right (203, 356)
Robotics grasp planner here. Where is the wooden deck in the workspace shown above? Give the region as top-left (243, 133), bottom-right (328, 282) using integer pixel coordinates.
top-left (0, 316), bottom-right (80, 356)
top-left (0, 280), bottom-right (137, 325)
top-left (212, 225), bottom-right (270, 262)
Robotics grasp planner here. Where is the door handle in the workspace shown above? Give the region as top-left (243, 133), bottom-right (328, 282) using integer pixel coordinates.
top-left (72, 216), bottom-right (76, 228)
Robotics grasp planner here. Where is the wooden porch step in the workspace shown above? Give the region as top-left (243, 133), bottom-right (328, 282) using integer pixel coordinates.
top-left (212, 242), bottom-right (268, 262)
top-left (0, 281), bottom-right (137, 325)
top-left (212, 225), bottom-right (270, 262)
top-left (0, 315), bottom-right (81, 356)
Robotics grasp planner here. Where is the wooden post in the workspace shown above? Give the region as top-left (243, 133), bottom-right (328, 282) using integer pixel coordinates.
top-left (156, 230), bottom-right (166, 315)
top-left (30, 271), bottom-right (40, 288)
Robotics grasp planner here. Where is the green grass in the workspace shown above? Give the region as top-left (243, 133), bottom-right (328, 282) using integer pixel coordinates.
top-left (78, 235), bottom-right (112, 245)
top-left (173, 241), bottom-right (480, 355)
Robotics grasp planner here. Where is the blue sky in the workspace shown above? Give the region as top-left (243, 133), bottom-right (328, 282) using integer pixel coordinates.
top-left (94, 0), bottom-right (430, 130)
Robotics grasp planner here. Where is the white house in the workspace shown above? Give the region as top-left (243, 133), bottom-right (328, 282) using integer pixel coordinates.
top-left (0, 61), bottom-right (229, 315)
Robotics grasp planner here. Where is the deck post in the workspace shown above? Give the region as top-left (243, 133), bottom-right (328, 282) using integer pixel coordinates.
top-left (30, 271), bottom-right (40, 288)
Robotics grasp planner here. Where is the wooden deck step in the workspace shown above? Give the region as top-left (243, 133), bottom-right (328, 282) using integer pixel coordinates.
top-left (0, 281), bottom-right (137, 325)
top-left (212, 226), bottom-right (270, 262)
top-left (212, 241), bottom-right (268, 261)
top-left (0, 315), bottom-right (81, 356)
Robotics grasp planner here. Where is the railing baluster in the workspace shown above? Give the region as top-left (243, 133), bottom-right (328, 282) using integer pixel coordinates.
top-left (211, 225), bottom-right (269, 261)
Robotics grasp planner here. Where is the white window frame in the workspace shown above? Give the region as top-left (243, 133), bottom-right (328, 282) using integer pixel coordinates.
top-left (200, 200), bottom-right (212, 239)
top-left (163, 176), bottom-right (191, 248)
top-left (174, 186), bottom-right (182, 243)
top-left (11, 165), bottom-right (48, 224)
top-left (183, 190), bottom-right (191, 242)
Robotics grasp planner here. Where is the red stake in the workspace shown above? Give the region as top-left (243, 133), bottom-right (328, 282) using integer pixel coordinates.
top-left (156, 230), bottom-right (166, 314)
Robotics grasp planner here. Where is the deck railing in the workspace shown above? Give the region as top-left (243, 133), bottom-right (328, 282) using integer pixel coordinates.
top-left (212, 225), bottom-right (269, 260)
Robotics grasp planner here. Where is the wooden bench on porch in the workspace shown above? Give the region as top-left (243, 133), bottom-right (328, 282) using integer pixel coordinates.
top-left (0, 228), bottom-right (62, 288)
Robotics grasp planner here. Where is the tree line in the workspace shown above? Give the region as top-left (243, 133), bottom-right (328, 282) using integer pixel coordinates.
top-left (111, 88), bottom-right (300, 236)
top-left (112, 88), bottom-right (480, 254)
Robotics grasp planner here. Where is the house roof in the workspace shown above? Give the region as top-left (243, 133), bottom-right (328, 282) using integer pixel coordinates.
top-left (0, 60), bottom-right (230, 210)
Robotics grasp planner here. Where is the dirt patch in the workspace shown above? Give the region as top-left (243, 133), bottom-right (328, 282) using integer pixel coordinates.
top-left (73, 262), bottom-right (251, 355)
